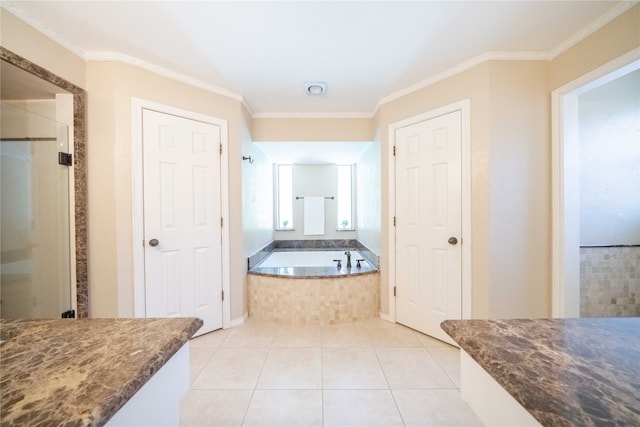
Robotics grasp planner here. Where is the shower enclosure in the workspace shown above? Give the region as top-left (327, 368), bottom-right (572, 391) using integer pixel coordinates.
top-left (1, 101), bottom-right (74, 318)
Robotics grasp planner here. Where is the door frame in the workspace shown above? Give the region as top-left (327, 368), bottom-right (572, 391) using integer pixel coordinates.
top-left (551, 49), bottom-right (640, 318)
top-left (387, 99), bottom-right (472, 323)
top-left (131, 97), bottom-right (231, 328)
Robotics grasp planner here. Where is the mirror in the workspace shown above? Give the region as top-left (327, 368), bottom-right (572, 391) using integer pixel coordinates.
top-left (1, 47), bottom-right (88, 318)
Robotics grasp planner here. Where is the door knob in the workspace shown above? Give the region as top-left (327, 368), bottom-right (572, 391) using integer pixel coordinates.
top-left (148, 239), bottom-right (159, 247)
top-left (448, 237), bottom-right (458, 245)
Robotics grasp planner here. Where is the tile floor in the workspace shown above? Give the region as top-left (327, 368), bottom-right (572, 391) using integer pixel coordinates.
top-left (181, 318), bottom-right (483, 426)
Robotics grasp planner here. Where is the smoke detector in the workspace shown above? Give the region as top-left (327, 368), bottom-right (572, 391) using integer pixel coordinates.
top-left (304, 82), bottom-right (326, 95)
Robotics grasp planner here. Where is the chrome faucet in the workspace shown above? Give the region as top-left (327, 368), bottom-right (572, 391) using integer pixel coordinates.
top-left (345, 250), bottom-right (352, 269)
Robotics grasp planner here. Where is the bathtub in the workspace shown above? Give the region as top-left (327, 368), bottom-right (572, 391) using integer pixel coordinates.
top-left (248, 248), bottom-right (380, 323)
top-left (257, 250), bottom-right (369, 269)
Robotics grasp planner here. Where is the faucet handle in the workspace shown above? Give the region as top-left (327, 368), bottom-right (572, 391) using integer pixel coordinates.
top-left (356, 259), bottom-right (365, 268)
top-left (333, 259), bottom-right (342, 269)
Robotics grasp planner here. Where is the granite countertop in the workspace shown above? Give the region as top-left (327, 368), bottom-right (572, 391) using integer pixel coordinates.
top-left (441, 317), bottom-right (640, 426)
top-left (0, 317), bottom-right (202, 427)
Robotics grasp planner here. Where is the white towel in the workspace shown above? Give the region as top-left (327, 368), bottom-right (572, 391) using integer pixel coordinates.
top-left (304, 196), bottom-right (325, 236)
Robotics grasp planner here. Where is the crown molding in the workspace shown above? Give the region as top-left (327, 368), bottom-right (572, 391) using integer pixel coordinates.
top-left (85, 51), bottom-right (243, 102)
top-left (252, 112), bottom-right (373, 119)
top-left (1, 2), bottom-right (86, 59)
top-left (548, 1), bottom-right (638, 60)
top-left (4, 0), bottom-right (634, 118)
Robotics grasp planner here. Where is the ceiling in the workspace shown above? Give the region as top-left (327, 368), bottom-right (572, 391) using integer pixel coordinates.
top-left (2, 1), bottom-right (629, 115)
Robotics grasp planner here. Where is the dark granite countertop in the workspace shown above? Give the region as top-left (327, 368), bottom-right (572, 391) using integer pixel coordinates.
top-left (0, 317), bottom-right (202, 427)
top-left (441, 318), bottom-right (640, 427)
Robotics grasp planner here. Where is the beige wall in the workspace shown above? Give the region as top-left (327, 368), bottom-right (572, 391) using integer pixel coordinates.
top-left (550, 5), bottom-right (640, 90)
top-left (85, 61), bottom-right (246, 319)
top-left (0, 9), bottom-right (86, 89)
top-left (252, 117), bottom-right (374, 141)
top-left (3, 3), bottom-right (638, 323)
top-left (375, 60), bottom-right (552, 319)
top-left (375, 63), bottom-right (493, 317)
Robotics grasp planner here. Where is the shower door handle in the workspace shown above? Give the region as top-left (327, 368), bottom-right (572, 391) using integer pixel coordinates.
top-left (148, 239), bottom-right (159, 247)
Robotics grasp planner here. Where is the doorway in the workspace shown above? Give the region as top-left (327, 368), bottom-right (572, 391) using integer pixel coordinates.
top-left (388, 100), bottom-right (472, 344)
top-left (551, 52), bottom-right (640, 318)
top-left (132, 99), bottom-right (231, 334)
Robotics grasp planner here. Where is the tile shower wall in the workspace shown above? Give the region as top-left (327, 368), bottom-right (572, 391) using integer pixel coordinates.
top-left (580, 246), bottom-right (640, 317)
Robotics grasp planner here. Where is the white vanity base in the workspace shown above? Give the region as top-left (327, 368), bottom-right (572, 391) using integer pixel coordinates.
top-left (106, 343), bottom-right (190, 427)
top-left (460, 350), bottom-right (542, 427)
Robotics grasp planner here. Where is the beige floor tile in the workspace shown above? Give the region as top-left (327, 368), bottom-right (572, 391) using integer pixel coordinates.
top-left (190, 328), bottom-right (229, 348)
top-left (243, 390), bottom-right (323, 426)
top-left (221, 324), bottom-right (276, 347)
top-left (366, 322), bottom-right (423, 347)
top-left (427, 346), bottom-right (461, 387)
top-left (180, 389), bottom-right (252, 427)
top-left (392, 389), bottom-right (484, 426)
top-left (322, 322), bottom-right (371, 347)
top-left (189, 346), bottom-right (216, 384)
top-left (256, 347), bottom-right (322, 389)
top-left (323, 390), bottom-right (404, 426)
top-left (322, 347), bottom-right (388, 389)
top-left (376, 347), bottom-right (456, 389)
top-left (272, 324), bottom-right (322, 347)
top-left (191, 347), bottom-right (268, 389)
top-left (415, 332), bottom-right (452, 348)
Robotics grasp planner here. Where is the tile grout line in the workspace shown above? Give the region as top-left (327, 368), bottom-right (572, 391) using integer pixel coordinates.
top-left (370, 328), bottom-right (408, 427)
top-left (240, 324), bottom-right (277, 427)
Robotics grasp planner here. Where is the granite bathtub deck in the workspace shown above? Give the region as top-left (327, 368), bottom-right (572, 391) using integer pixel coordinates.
top-left (441, 317), bottom-right (640, 426)
top-left (249, 264), bottom-right (379, 278)
top-left (0, 317), bottom-right (202, 427)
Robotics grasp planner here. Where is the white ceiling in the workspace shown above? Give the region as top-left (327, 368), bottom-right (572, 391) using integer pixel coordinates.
top-left (2, 1), bottom-right (629, 115)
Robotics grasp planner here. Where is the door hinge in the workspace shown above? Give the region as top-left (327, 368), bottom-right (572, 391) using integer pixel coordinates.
top-left (219, 143), bottom-right (222, 155)
top-left (393, 145), bottom-right (396, 156)
top-left (58, 152), bottom-right (73, 166)
top-left (221, 217), bottom-right (223, 227)
top-left (393, 216), bottom-right (396, 226)
top-left (221, 290), bottom-right (225, 301)
top-left (393, 286), bottom-right (396, 297)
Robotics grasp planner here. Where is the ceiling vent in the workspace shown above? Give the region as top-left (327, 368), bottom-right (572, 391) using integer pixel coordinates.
top-left (304, 82), bottom-right (326, 95)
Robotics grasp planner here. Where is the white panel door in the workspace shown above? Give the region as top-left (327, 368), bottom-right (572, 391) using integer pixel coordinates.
top-left (143, 109), bottom-right (222, 335)
top-left (395, 110), bottom-right (462, 345)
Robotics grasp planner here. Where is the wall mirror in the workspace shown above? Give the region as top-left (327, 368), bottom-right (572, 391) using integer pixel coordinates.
top-left (1, 47), bottom-right (87, 318)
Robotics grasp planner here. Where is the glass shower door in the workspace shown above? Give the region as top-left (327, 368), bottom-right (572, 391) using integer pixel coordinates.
top-left (1, 101), bottom-right (73, 318)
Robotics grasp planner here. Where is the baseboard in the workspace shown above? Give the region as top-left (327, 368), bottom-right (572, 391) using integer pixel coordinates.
top-left (379, 312), bottom-right (392, 322)
top-left (227, 312), bottom-right (248, 328)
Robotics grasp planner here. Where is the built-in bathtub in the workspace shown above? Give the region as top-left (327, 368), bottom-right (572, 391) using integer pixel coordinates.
top-left (247, 241), bottom-right (380, 324)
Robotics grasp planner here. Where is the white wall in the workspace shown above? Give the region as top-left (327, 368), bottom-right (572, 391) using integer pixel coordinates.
top-left (578, 70), bottom-right (640, 246)
top-left (356, 141), bottom-right (382, 254)
top-left (241, 108), bottom-right (274, 257)
top-left (273, 164), bottom-right (357, 241)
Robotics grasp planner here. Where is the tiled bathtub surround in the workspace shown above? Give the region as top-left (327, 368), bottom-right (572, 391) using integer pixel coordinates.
top-left (247, 272), bottom-right (380, 324)
top-left (580, 246), bottom-right (639, 317)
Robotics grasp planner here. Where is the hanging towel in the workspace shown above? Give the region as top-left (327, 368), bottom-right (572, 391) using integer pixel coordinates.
top-left (304, 196), bottom-right (325, 236)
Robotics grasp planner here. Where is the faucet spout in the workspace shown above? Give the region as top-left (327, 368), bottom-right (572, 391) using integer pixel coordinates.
top-left (345, 251), bottom-right (352, 269)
